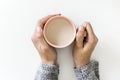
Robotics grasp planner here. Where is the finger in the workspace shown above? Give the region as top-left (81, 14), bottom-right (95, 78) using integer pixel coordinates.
top-left (35, 26), bottom-right (43, 38)
top-left (32, 26), bottom-right (42, 44)
top-left (84, 29), bottom-right (87, 37)
top-left (85, 22), bottom-right (95, 38)
top-left (38, 14), bottom-right (61, 29)
top-left (76, 26), bottom-right (86, 48)
top-left (81, 22), bottom-right (88, 38)
top-left (34, 26), bottom-right (48, 46)
top-left (41, 14), bottom-right (61, 23)
top-left (76, 28), bottom-right (79, 33)
top-left (83, 22), bottom-right (97, 52)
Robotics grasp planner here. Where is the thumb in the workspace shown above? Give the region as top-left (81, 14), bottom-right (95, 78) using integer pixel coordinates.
top-left (36, 26), bottom-right (43, 38)
top-left (35, 26), bottom-right (49, 46)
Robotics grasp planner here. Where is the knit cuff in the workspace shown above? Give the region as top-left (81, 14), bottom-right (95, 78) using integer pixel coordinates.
top-left (74, 61), bottom-right (99, 80)
top-left (35, 63), bottom-right (59, 80)
top-left (39, 63), bottom-right (59, 74)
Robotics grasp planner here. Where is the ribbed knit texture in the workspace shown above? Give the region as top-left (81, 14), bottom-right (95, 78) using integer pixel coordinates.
top-left (74, 61), bottom-right (99, 80)
top-left (34, 63), bottom-right (59, 80)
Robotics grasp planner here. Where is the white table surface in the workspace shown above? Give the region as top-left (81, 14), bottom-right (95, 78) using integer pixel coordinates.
top-left (0, 0), bottom-right (120, 80)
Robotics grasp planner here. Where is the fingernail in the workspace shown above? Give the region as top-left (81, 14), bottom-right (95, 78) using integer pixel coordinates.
top-left (79, 26), bottom-right (84, 31)
top-left (36, 27), bottom-right (42, 33)
top-left (82, 22), bottom-right (87, 27)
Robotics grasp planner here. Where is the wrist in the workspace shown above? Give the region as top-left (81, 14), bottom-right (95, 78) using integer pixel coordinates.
top-left (42, 59), bottom-right (57, 65)
top-left (74, 59), bottom-right (90, 68)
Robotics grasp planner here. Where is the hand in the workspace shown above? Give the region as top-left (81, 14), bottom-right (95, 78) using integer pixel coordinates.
top-left (73, 22), bottom-right (98, 68)
top-left (32, 14), bottom-right (61, 65)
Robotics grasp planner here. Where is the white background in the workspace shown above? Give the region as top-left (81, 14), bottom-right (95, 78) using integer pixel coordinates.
top-left (0, 0), bottom-right (120, 80)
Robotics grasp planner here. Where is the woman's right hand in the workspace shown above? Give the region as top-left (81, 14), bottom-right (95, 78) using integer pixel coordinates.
top-left (31, 14), bottom-right (61, 65)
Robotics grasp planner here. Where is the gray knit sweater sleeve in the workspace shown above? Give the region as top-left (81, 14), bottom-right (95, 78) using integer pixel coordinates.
top-left (35, 61), bottom-right (99, 80)
top-left (74, 61), bottom-right (99, 80)
top-left (34, 63), bottom-right (59, 80)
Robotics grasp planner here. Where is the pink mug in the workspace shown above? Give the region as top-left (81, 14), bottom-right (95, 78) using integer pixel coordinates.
top-left (43, 16), bottom-right (76, 48)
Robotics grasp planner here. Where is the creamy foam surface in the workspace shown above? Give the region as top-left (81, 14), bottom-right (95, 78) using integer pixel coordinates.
top-left (45, 18), bottom-right (74, 46)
